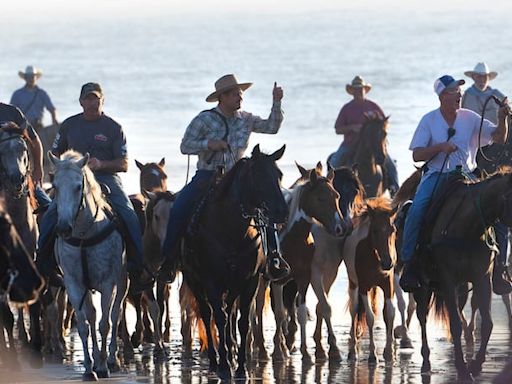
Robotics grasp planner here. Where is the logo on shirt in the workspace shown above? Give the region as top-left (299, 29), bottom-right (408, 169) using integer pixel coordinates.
top-left (94, 134), bottom-right (108, 142)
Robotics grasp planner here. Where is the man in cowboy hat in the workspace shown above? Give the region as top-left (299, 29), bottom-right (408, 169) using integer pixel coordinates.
top-left (399, 74), bottom-right (512, 294)
top-left (10, 65), bottom-right (58, 132)
top-left (160, 74), bottom-right (284, 282)
top-left (328, 75), bottom-right (399, 195)
top-left (36, 82), bottom-right (152, 291)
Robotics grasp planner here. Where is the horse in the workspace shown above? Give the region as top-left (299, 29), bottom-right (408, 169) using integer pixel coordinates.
top-left (411, 170), bottom-right (512, 381)
top-left (311, 164), bottom-right (366, 360)
top-left (337, 115), bottom-right (389, 197)
top-left (270, 162), bottom-right (346, 362)
top-left (49, 150), bottom-right (128, 380)
top-left (180, 144), bottom-right (288, 380)
top-left (0, 122), bottom-right (45, 365)
top-left (0, 200), bottom-right (44, 365)
top-left (343, 197), bottom-right (397, 363)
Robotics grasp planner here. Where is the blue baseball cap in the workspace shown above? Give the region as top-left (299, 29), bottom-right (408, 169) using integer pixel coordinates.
top-left (434, 75), bottom-right (465, 96)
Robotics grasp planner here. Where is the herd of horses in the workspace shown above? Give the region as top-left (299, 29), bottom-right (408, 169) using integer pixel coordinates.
top-left (0, 116), bottom-right (512, 382)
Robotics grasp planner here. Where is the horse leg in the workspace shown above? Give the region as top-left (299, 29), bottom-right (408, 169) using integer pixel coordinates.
top-left (118, 301), bottom-right (134, 362)
top-left (108, 275), bottom-right (128, 373)
top-left (145, 288), bottom-right (165, 360)
top-left (156, 281), bottom-right (170, 343)
top-left (141, 296), bottom-right (153, 344)
top-left (235, 277), bottom-right (259, 379)
top-left (296, 278), bottom-right (311, 363)
top-left (210, 294), bottom-right (232, 381)
top-left (347, 286), bottom-right (359, 362)
top-left (311, 265), bottom-right (340, 361)
top-left (270, 283), bottom-right (288, 361)
top-left (406, 292), bottom-right (417, 328)
top-left (130, 293), bottom-right (144, 348)
top-left (468, 276), bottom-right (493, 377)
top-left (179, 282), bottom-right (193, 357)
top-left (0, 301), bottom-right (18, 367)
top-left (195, 296), bottom-right (218, 373)
top-left (251, 276), bottom-right (269, 360)
top-left (382, 289), bottom-right (396, 361)
top-left (360, 292), bottom-right (377, 364)
top-left (56, 287), bottom-right (67, 349)
top-left (28, 301), bottom-right (43, 368)
top-left (465, 292), bottom-right (478, 350)
top-left (415, 288), bottom-right (434, 374)
top-left (63, 297), bottom-right (75, 336)
top-left (17, 307), bottom-right (28, 345)
top-left (282, 281), bottom-right (298, 354)
top-left (501, 292), bottom-right (512, 331)
top-left (163, 284), bottom-right (171, 343)
top-left (95, 289), bottom-right (114, 378)
top-left (393, 272), bottom-right (413, 348)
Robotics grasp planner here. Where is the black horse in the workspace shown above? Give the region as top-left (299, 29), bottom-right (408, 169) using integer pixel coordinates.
top-left (181, 145), bottom-right (288, 380)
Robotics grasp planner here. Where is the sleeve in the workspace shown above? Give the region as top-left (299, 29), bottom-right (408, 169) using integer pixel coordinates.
top-left (112, 124), bottom-right (128, 160)
top-left (334, 105), bottom-right (348, 130)
top-left (246, 101), bottom-right (284, 134)
top-left (41, 90), bottom-right (56, 112)
top-left (180, 113), bottom-right (210, 155)
top-left (371, 101), bottom-right (385, 118)
top-left (52, 121), bottom-right (69, 156)
top-left (9, 91), bottom-right (18, 106)
top-left (409, 115), bottom-right (432, 150)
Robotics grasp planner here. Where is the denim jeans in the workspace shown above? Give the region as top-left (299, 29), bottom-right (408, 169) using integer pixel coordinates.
top-left (37, 174), bottom-right (144, 265)
top-left (161, 170), bottom-right (214, 258)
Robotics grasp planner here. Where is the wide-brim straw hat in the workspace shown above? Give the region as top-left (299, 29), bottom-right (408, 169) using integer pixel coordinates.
top-left (206, 74), bottom-right (252, 102)
top-left (464, 62), bottom-right (497, 80)
top-left (346, 75), bottom-right (372, 95)
top-left (18, 65), bottom-right (42, 79)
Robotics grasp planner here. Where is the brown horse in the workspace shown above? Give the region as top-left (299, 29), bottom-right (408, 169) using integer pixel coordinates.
top-left (339, 115), bottom-right (389, 197)
top-left (343, 197), bottom-right (397, 363)
top-left (410, 170), bottom-right (512, 381)
top-left (271, 162), bottom-right (346, 361)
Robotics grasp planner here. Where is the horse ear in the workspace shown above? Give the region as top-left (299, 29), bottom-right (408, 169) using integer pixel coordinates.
top-left (135, 159), bottom-right (144, 170)
top-left (316, 161), bottom-right (323, 174)
top-left (270, 144), bottom-right (286, 161)
top-left (159, 158), bottom-right (166, 167)
top-left (327, 169), bottom-right (335, 182)
top-left (352, 163), bottom-right (359, 176)
top-left (48, 151), bottom-right (60, 166)
top-left (309, 169), bottom-right (318, 183)
top-left (295, 161), bottom-right (309, 178)
top-left (75, 153), bottom-right (90, 169)
top-left (143, 189), bottom-right (156, 200)
top-left (327, 161), bottom-right (334, 172)
top-left (252, 144), bottom-right (261, 158)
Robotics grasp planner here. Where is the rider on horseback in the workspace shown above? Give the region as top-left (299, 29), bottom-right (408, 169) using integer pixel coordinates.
top-left (329, 75), bottom-right (399, 195)
top-left (36, 83), bottom-right (152, 292)
top-left (399, 74), bottom-right (512, 294)
top-left (159, 74), bottom-right (284, 282)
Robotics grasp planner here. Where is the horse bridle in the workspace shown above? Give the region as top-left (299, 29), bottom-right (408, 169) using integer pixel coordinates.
top-left (0, 244), bottom-right (19, 302)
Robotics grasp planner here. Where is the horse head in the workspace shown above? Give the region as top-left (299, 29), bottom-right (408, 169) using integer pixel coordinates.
top-left (49, 150), bottom-right (100, 238)
top-left (239, 144), bottom-right (288, 224)
top-left (144, 190), bottom-right (176, 248)
top-left (360, 115), bottom-right (389, 165)
top-left (0, 122), bottom-right (31, 198)
top-left (366, 197), bottom-right (397, 271)
top-left (0, 203), bottom-right (43, 305)
top-left (297, 165), bottom-right (347, 237)
top-left (136, 158), bottom-right (168, 193)
top-left (329, 164), bottom-right (365, 235)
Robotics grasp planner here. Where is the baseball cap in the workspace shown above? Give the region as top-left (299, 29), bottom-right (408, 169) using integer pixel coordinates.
top-left (434, 75), bottom-right (465, 96)
top-left (80, 82), bottom-right (103, 99)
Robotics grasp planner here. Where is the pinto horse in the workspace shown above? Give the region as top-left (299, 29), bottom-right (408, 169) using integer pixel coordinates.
top-left (271, 162), bottom-right (346, 361)
top-left (343, 197), bottom-right (397, 363)
top-left (413, 170), bottom-right (512, 381)
top-left (49, 150), bottom-right (128, 380)
top-left (338, 115), bottom-right (389, 197)
top-left (180, 145), bottom-right (288, 380)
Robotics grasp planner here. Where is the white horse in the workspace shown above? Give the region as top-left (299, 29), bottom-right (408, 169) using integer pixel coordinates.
top-left (49, 150), bottom-right (128, 381)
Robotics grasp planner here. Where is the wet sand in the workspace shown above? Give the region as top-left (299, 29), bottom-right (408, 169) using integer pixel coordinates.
top-left (2, 276), bottom-right (512, 384)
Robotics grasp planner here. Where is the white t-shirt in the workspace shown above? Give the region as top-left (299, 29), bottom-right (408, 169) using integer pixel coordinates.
top-left (409, 108), bottom-right (495, 175)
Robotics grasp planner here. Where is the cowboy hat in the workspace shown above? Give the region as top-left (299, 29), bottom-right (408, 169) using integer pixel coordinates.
top-left (206, 74), bottom-right (252, 102)
top-left (464, 62), bottom-right (497, 80)
top-left (18, 65), bottom-right (42, 80)
top-left (346, 75), bottom-right (372, 95)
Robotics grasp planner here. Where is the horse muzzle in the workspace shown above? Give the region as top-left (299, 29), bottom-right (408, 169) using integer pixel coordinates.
top-left (264, 252), bottom-right (291, 281)
top-left (56, 222), bottom-right (73, 238)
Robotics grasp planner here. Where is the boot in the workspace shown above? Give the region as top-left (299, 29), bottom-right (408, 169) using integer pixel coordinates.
top-left (492, 260), bottom-right (512, 295)
top-left (125, 242), bottom-right (154, 293)
top-left (399, 261), bottom-right (421, 293)
top-left (157, 244), bottom-right (179, 284)
top-left (35, 236), bottom-right (64, 288)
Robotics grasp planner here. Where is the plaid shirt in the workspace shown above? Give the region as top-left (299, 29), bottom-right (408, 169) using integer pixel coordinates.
top-left (180, 102), bottom-right (283, 171)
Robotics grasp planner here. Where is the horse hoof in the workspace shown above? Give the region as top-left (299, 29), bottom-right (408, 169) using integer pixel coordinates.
top-left (28, 351), bottom-right (44, 369)
top-left (82, 372), bottom-right (98, 381)
top-left (130, 333), bottom-right (142, 348)
top-left (272, 351), bottom-right (286, 362)
top-left (347, 351), bottom-right (357, 362)
top-left (217, 367), bottom-right (232, 381)
top-left (400, 338), bottom-right (413, 349)
top-left (235, 367), bottom-right (247, 379)
top-left (368, 354), bottom-right (377, 365)
top-left (258, 349), bottom-right (270, 361)
top-left (328, 348), bottom-right (342, 362)
top-left (458, 370), bottom-right (474, 383)
top-left (315, 349), bottom-right (327, 361)
top-left (383, 348), bottom-right (393, 362)
top-left (95, 370), bottom-right (109, 379)
top-left (393, 325), bottom-right (405, 339)
top-left (468, 360), bottom-right (483, 376)
top-left (421, 362), bottom-right (431, 374)
top-left (302, 352), bottom-right (313, 364)
top-left (107, 361), bottom-right (121, 372)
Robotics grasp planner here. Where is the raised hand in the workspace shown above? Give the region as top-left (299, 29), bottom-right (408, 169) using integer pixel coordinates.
top-left (273, 82), bottom-right (283, 102)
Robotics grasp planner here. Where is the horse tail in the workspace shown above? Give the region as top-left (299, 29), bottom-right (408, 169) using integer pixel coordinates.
top-left (431, 291), bottom-right (451, 339)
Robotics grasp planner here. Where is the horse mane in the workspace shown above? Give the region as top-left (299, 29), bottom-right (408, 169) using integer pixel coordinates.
top-left (213, 158), bottom-right (248, 201)
top-left (361, 196), bottom-right (393, 217)
top-left (281, 181), bottom-right (307, 237)
top-left (146, 190), bottom-right (176, 223)
top-left (392, 168), bottom-right (421, 209)
top-left (334, 166), bottom-right (366, 216)
top-left (58, 150), bottom-right (108, 211)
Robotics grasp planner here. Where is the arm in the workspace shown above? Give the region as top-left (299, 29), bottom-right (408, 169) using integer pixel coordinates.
top-left (43, 91), bottom-right (59, 125)
top-left (26, 126), bottom-right (44, 185)
top-left (88, 157), bottom-right (128, 173)
top-left (412, 142), bottom-right (457, 162)
top-left (249, 83), bottom-right (284, 134)
top-left (491, 101), bottom-right (510, 144)
top-left (180, 114), bottom-right (210, 155)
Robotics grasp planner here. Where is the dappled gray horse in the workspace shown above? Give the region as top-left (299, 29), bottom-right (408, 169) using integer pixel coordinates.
top-left (49, 150), bottom-right (128, 381)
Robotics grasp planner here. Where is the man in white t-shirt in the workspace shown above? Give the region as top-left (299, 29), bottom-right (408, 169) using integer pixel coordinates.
top-left (399, 75), bottom-right (511, 293)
